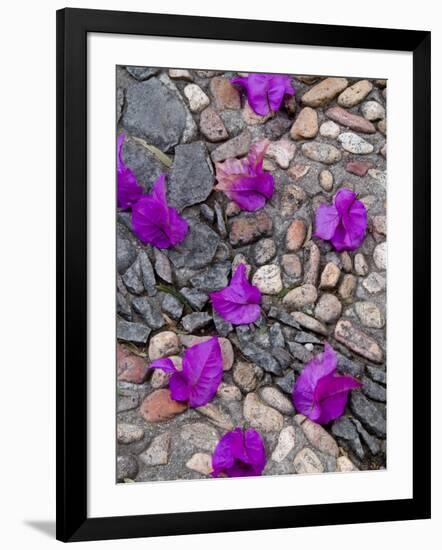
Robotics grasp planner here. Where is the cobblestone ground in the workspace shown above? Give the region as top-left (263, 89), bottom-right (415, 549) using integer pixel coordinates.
top-left (116, 66), bottom-right (387, 483)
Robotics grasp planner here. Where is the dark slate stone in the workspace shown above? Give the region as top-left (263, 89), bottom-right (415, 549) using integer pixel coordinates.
top-left (122, 78), bottom-right (187, 152)
top-left (295, 331), bottom-right (322, 345)
top-left (190, 262), bottom-right (231, 292)
top-left (132, 297), bottom-right (165, 330)
top-left (235, 325), bottom-right (253, 343)
top-left (350, 392), bottom-right (386, 438)
top-left (366, 365), bottom-right (386, 385)
top-left (362, 376), bottom-right (386, 402)
top-left (236, 341), bottom-right (283, 376)
top-left (117, 233), bottom-right (137, 274)
top-left (122, 259), bottom-right (144, 295)
top-left (117, 319), bottom-right (151, 344)
top-left (117, 292), bottom-right (132, 321)
top-left (121, 137), bottom-right (166, 193)
top-left (168, 142), bottom-right (214, 210)
top-left (273, 347), bottom-right (293, 369)
top-left (168, 221), bottom-right (220, 270)
top-left (336, 352), bottom-right (365, 377)
top-left (138, 251), bottom-right (156, 296)
top-left (213, 310), bottom-right (233, 337)
top-left (126, 66), bottom-right (160, 81)
top-left (269, 323), bottom-right (285, 348)
top-left (351, 418), bottom-right (381, 455)
top-left (331, 417), bottom-right (365, 460)
top-left (214, 201), bottom-right (227, 238)
top-left (117, 211), bottom-right (132, 231)
top-left (268, 307), bottom-right (301, 329)
top-left (253, 328), bottom-right (271, 349)
top-left (275, 370), bottom-right (295, 395)
top-left (181, 312), bottom-right (212, 333)
top-left (180, 287), bottom-right (208, 311)
top-left (117, 454), bottom-right (139, 482)
top-left (153, 249), bottom-right (173, 283)
top-left (287, 341), bottom-right (313, 363)
top-left (161, 293), bottom-right (184, 320)
top-left (116, 88), bottom-right (124, 123)
top-left (200, 203), bottom-right (215, 223)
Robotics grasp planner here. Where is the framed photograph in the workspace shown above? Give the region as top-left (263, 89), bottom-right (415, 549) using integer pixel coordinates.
top-left (56, 7), bottom-right (431, 542)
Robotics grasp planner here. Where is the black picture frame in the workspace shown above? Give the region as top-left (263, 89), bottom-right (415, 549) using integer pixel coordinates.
top-left (56, 7), bottom-right (431, 543)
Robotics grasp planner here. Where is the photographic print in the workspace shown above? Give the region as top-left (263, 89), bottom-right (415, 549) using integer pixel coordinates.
top-left (116, 66), bottom-right (387, 483)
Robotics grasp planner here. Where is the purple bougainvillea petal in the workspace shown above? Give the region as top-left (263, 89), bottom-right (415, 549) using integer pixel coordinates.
top-left (243, 73), bottom-right (271, 116)
top-left (148, 357), bottom-right (177, 374)
top-left (267, 74), bottom-right (295, 112)
top-left (181, 337), bottom-right (223, 408)
top-left (292, 343), bottom-right (361, 424)
top-left (211, 427), bottom-right (266, 478)
top-left (117, 132), bottom-right (144, 210)
top-left (226, 173), bottom-right (275, 211)
top-left (314, 204), bottom-right (340, 240)
top-left (131, 174), bottom-right (189, 249)
top-left (334, 188), bottom-right (357, 215)
top-left (169, 371), bottom-right (190, 402)
top-left (314, 373), bottom-right (362, 424)
top-left (209, 264), bottom-right (262, 325)
top-left (231, 73), bottom-right (295, 116)
top-left (214, 140), bottom-right (274, 212)
top-left (314, 188), bottom-right (367, 252)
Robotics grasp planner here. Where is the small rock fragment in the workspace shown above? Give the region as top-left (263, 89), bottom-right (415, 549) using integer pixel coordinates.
top-left (301, 77), bottom-right (348, 107)
top-left (148, 331), bottom-right (180, 360)
top-left (186, 453), bottom-right (213, 475)
top-left (243, 393), bottom-right (284, 433)
top-left (337, 79), bottom-right (373, 108)
top-left (334, 319), bottom-right (383, 363)
top-left (319, 262), bottom-right (341, 289)
top-left (272, 426), bottom-right (297, 462)
top-left (286, 219), bottom-right (307, 252)
top-left (319, 169), bottom-right (334, 191)
top-left (290, 107), bottom-right (318, 140)
top-left (139, 432), bottom-right (171, 466)
top-left (140, 389), bottom-right (187, 422)
top-left (314, 293), bottom-right (342, 323)
top-left (252, 264), bottom-right (283, 295)
top-left (183, 83), bottom-right (210, 112)
top-left (293, 448), bottom-right (324, 474)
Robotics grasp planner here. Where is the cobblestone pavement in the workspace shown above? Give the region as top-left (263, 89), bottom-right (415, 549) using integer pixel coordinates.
top-left (116, 66), bottom-right (387, 483)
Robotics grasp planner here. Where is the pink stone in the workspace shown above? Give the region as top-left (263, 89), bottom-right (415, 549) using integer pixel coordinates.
top-left (326, 106), bottom-right (376, 134)
top-left (117, 344), bottom-right (147, 384)
top-left (140, 389), bottom-right (187, 422)
top-left (346, 160), bottom-right (373, 176)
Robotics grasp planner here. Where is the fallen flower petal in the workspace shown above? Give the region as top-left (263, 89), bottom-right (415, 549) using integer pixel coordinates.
top-left (148, 337), bottom-right (223, 408)
top-left (117, 132), bottom-right (144, 210)
top-left (292, 342), bottom-right (362, 424)
top-left (314, 188), bottom-right (367, 251)
top-left (132, 174), bottom-right (189, 249)
top-left (209, 263), bottom-right (262, 325)
top-left (215, 140), bottom-right (275, 211)
top-left (231, 73), bottom-right (295, 116)
top-left (211, 427), bottom-right (266, 478)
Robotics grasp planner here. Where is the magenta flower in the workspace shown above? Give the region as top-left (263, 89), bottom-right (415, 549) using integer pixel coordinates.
top-left (231, 73), bottom-right (295, 116)
top-left (149, 337), bottom-right (223, 408)
top-left (211, 427), bottom-right (266, 478)
top-left (314, 188), bottom-right (367, 252)
top-left (209, 264), bottom-right (261, 325)
top-left (214, 140), bottom-right (274, 211)
top-left (292, 343), bottom-right (361, 425)
top-left (117, 132), bottom-right (144, 210)
top-left (132, 174), bottom-right (189, 249)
